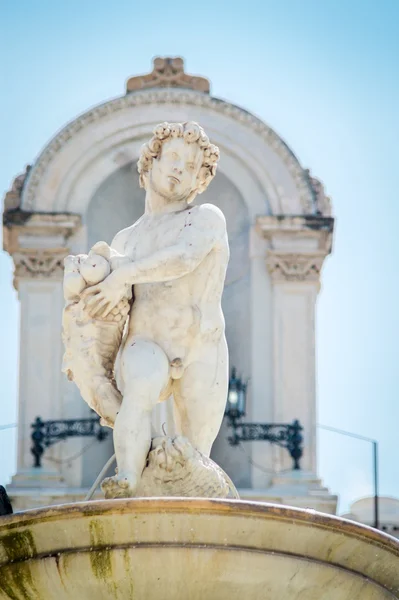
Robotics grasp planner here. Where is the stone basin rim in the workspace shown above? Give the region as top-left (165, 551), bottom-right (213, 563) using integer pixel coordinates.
top-left (1, 497), bottom-right (398, 551)
top-left (0, 498), bottom-right (398, 598)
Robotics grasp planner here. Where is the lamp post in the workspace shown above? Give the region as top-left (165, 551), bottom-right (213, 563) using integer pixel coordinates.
top-left (225, 367), bottom-right (247, 420)
top-left (318, 424), bottom-right (379, 530)
top-left (225, 368), bottom-right (304, 470)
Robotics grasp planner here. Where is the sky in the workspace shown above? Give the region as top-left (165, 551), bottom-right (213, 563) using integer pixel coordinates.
top-left (0, 0), bottom-right (398, 514)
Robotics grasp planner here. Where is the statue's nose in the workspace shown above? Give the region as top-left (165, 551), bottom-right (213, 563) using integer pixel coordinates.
top-left (173, 165), bottom-right (183, 175)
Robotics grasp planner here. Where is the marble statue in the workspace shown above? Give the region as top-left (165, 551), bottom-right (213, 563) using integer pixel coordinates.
top-left (62, 121), bottom-right (231, 498)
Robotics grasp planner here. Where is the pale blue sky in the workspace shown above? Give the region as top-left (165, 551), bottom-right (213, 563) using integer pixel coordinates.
top-left (1, 0), bottom-right (398, 513)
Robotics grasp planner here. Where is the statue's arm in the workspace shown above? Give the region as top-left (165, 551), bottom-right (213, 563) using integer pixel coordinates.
top-left (113, 205), bottom-right (225, 285)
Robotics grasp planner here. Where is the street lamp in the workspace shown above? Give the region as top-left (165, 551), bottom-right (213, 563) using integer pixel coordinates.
top-left (225, 367), bottom-right (247, 420)
top-left (318, 424), bottom-right (379, 530)
top-left (225, 367), bottom-right (304, 470)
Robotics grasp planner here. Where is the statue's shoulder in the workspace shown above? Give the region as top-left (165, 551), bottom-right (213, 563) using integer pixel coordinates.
top-left (192, 203), bottom-right (226, 231)
top-left (111, 218), bottom-right (143, 253)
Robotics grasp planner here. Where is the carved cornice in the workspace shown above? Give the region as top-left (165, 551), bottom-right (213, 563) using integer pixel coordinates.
top-left (266, 251), bottom-right (326, 283)
top-left (126, 57), bottom-right (210, 94)
top-left (21, 89), bottom-right (315, 214)
top-left (256, 215), bottom-right (334, 256)
top-left (13, 248), bottom-right (68, 289)
top-left (3, 213), bottom-right (81, 255)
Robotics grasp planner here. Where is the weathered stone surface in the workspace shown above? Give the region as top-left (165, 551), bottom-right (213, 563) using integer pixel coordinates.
top-left (0, 499), bottom-right (397, 599)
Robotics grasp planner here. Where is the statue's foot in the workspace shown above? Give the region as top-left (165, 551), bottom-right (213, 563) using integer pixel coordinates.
top-left (101, 473), bottom-right (138, 499)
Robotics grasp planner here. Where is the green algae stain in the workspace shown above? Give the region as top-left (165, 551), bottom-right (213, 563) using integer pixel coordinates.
top-left (0, 529), bottom-right (39, 599)
top-left (123, 549), bottom-right (134, 597)
top-left (89, 520), bottom-right (113, 582)
top-left (1, 530), bottom-right (36, 563)
top-left (0, 563), bottom-right (38, 600)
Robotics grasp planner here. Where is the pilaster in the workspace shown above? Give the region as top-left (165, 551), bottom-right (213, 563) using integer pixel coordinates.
top-left (257, 215), bottom-right (333, 474)
top-left (3, 211), bottom-right (82, 484)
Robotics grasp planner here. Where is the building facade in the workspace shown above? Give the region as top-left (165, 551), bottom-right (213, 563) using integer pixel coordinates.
top-left (3, 58), bottom-right (336, 512)
top-left (342, 496), bottom-right (399, 539)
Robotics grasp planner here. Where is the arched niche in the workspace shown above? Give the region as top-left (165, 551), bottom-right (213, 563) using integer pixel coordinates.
top-left (6, 84), bottom-right (331, 493)
top-left (21, 89), bottom-right (316, 219)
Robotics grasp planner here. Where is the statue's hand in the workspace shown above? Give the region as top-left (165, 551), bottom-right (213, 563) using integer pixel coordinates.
top-left (81, 271), bottom-right (127, 319)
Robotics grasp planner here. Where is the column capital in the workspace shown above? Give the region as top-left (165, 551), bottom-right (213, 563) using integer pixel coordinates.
top-left (266, 250), bottom-right (327, 283)
top-left (3, 211), bottom-right (82, 289)
top-left (12, 248), bottom-right (69, 288)
top-left (256, 215), bottom-right (334, 285)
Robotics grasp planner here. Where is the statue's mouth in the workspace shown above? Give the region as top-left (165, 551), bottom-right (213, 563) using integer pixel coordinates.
top-left (168, 175), bottom-right (180, 184)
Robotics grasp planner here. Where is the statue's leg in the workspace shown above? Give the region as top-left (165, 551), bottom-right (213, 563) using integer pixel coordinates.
top-left (110, 337), bottom-right (170, 496)
top-left (172, 337), bottom-right (228, 457)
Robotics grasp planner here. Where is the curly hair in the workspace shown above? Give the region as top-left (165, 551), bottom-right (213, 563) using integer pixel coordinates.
top-left (137, 121), bottom-right (220, 194)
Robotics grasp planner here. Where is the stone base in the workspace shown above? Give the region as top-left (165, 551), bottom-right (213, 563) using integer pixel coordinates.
top-left (0, 498), bottom-right (397, 599)
top-left (5, 468), bottom-right (74, 512)
top-left (238, 470), bottom-right (337, 515)
top-left (8, 468), bottom-right (66, 489)
top-left (6, 467), bottom-right (337, 514)
top-left (7, 486), bottom-right (103, 512)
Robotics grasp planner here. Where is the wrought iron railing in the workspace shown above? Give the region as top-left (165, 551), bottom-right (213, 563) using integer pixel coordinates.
top-left (226, 418), bottom-right (303, 470)
top-left (31, 416), bottom-right (108, 468)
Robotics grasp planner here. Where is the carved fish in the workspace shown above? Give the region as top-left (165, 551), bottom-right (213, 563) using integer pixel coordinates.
top-left (102, 436), bottom-right (239, 499)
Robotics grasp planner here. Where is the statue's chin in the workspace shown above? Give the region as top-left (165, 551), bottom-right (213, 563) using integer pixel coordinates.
top-left (149, 179), bottom-right (191, 203)
top-left (161, 188), bottom-right (191, 203)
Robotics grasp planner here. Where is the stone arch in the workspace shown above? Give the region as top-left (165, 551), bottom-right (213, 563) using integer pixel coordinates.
top-left (20, 89), bottom-right (316, 218)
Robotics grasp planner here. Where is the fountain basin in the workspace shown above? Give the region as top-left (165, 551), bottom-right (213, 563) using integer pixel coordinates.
top-left (0, 498), bottom-right (398, 599)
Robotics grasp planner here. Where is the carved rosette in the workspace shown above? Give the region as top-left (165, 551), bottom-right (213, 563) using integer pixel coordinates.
top-left (12, 249), bottom-right (68, 289)
top-left (266, 251), bottom-right (326, 283)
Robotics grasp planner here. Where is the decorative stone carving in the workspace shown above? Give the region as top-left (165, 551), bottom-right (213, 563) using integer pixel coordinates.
top-left (126, 57), bottom-right (210, 94)
top-left (22, 89), bottom-right (315, 214)
top-left (62, 122), bottom-right (231, 500)
top-left (13, 248), bottom-right (68, 288)
top-left (266, 250), bottom-right (326, 282)
top-left (62, 242), bottom-right (132, 428)
top-left (3, 165), bottom-right (31, 213)
top-left (102, 436), bottom-right (237, 499)
top-left (3, 213), bottom-right (81, 255)
top-left (305, 169), bottom-right (332, 216)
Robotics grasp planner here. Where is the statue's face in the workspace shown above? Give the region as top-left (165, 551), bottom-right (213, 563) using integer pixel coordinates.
top-left (149, 137), bottom-right (203, 202)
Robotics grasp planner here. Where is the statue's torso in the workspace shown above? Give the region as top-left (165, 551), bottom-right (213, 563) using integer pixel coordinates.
top-left (118, 206), bottom-right (229, 361)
